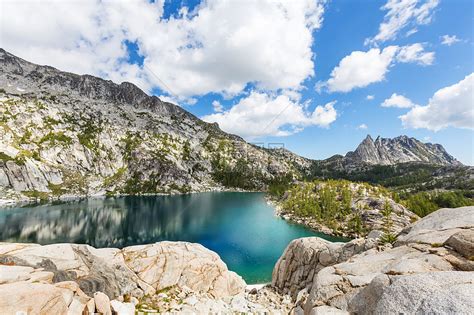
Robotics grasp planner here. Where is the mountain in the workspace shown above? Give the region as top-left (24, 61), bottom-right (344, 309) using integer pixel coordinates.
top-left (0, 48), bottom-right (309, 202)
top-left (310, 135), bottom-right (472, 193)
top-left (0, 49), bottom-right (468, 203)
top-left (345, 135), bottom-right (461, 166)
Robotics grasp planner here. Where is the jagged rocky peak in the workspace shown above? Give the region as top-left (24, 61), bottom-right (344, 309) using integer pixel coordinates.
top-left (346, 134), bottom-right (461, 166)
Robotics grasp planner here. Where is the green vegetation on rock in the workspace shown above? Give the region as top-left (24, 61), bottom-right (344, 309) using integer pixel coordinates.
top-left (403, 190), bottom-right (474, 217)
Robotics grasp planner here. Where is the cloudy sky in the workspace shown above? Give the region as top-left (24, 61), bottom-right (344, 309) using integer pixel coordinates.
top-left (1, 0), bottom-right (473, 163)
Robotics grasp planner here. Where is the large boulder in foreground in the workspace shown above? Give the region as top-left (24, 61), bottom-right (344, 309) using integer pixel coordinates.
top-left (0, 282), bottom-right (69, 315)
top-left (272, 236), bottom-right (378, 298)
top-left (0, 241), bottom-right (245, 300)
top-left (301, 206), bottom-right (474, 314)
top-left (122, 242), bottom-right (245, 298)
top-left (372, 272), bottom-right (474, 314)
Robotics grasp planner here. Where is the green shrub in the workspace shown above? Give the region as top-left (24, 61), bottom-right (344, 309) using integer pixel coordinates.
top-left (380, 232), bottom-right (397, 245)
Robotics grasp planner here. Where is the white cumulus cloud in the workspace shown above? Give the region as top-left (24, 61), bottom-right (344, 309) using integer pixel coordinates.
top-left (202, 92), bottom-right (337, 138)
top-left (400, 73), bottom-right (474, 131)
top-left (326, 46), bottom-right (399, 93)
top-left (0, 0), bottom-right (325, 98)
top-left (366, 0), bottom-right (439, 45)
top-left (382, 93), bottom-right (416, 108)
top-left (366, 95), bottom-right (375, 100)
top-left (325, 43), bottom-right (434, 93)
top-left (396, 43), bottom-right (434, 65)
top-left (357, 124), bottom-right (368, 130)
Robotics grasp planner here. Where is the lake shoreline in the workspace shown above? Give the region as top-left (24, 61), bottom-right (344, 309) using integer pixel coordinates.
top-left (0, 192), bottom-right (329, 284)
top-left (265, 195), bottom-right (347, 239)
top-left (0, 186), bottom-right (261, 209)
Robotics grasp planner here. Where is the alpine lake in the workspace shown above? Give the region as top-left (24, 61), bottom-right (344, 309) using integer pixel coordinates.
top-left (0, 192), bottom-right (346, 283)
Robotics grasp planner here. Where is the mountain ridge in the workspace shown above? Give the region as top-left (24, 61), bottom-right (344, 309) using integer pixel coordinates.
top-left (0, 48), bottom-right (468, 202)
top-left (345, 134), bottom-right (461, 166)
top-left (0, 48), bottom-right (309, 202)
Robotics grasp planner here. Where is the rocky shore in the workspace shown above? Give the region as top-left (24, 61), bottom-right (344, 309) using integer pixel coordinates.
top-left (268, 181), bottom-right (419, 238)
top-left (0, 206), bottom-right (473, 314)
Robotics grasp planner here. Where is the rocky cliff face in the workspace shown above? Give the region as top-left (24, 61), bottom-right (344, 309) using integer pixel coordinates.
top-left (346, 135), bottom-right (461, 166)
top-left (0, 48), bottom-right (308, 202)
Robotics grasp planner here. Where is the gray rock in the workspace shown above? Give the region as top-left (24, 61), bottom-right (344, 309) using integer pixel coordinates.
top-left (374, 272), bottom-right (474, 315)
top-left (309, 305), bottom-right (349, 315)
top-left (396, 206), bottom-right (474, 245)
top-left (444, 229), bottom-right (474, 258)
top-left (272, 237), bottom-right (376, 299)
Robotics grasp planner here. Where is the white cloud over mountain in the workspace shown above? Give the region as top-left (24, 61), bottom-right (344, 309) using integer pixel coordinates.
top-left (400, 73), bottom-right (474, 131)
top-left (325, 43), bottom-right (434, 93)
top-left (0, 0), bottom-right (325, 98)
top-left (366, 0), bottom-right (439, 45)
top-left (202, 92), bottom-right (337, 138)
top-left (382, 93), bottom-right (416, 108)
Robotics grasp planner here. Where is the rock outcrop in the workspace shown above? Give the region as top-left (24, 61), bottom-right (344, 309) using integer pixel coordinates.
top-left (0, 241), bottom-right (244, 300)
top-left (271, 206), bottom-right (474, 315)
top-left (121, 242), bottom-right (245, 298)
top-left (276, 180), bottom-right (418, 238)
top-left (272, 237), bottom-right (378, 298)
top-left (396, 206), bottom-right (474, 245)
top-left (0, 240), bottom-right (293, 314)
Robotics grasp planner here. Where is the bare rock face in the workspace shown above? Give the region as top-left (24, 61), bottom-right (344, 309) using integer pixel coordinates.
top-left (0, 282), bottom-right (69, 314)
top-left (396, 206), bottom-right (474, 245)
top-left (121, 241), bottom-right (245, 298)
top-left (93, 292), bottom-right (112, 315)
top-left (300, 206), bottom-right (474, 314)
top-left (272, 237), bottom-right (377, 298)
top-left (372, 272), bottom-right (474, 314)
top-left (445, 229), bottom-right (474, 259)
top-left (0, 241), bottom-right (245, 303)
top-left (271, 207), bottom-right (474, 314)
top-left (0, 240), bottom-right (291, 314)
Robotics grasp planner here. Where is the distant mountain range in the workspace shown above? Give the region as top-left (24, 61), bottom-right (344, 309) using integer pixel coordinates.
top-left (0, 48), bottom-right (470, 202)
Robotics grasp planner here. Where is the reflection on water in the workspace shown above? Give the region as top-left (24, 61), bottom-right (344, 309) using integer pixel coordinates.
top-left (0, 192), bottom-right (344, 283)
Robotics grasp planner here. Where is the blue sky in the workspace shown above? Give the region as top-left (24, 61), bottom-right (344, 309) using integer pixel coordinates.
top-left (1, 0), bottom-right (473, 164)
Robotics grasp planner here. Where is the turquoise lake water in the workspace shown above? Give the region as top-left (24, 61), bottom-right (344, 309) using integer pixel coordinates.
top-left (0, 192), bottom-right (345, 283)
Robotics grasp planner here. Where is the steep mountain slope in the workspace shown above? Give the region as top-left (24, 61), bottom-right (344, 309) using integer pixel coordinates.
top-left (0, 48), bottom-right (308, 202)
top-left (310, 136), bottom-right (472, 193)
top-left (345, 135), bottom-right (461, 166)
